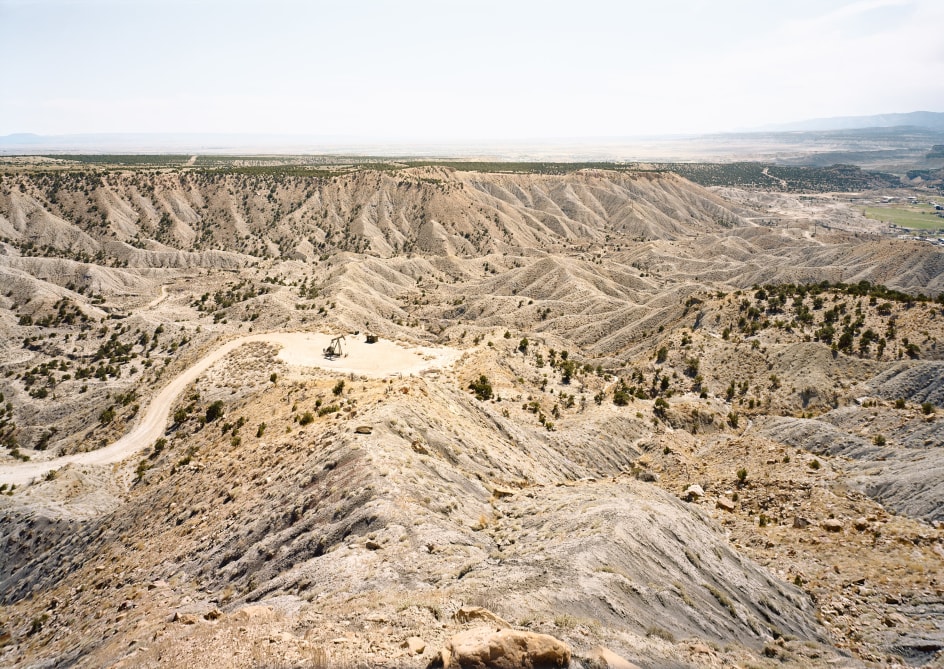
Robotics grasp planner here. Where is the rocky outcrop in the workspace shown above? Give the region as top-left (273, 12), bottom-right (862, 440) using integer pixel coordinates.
top-left (866, 361), bottom-right (944, 406)
top-left (429, 627), bottom-right (571, 669)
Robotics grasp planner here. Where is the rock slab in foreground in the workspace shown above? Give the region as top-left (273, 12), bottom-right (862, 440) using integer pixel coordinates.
top-left (429, 627), bottom-right (571, 669)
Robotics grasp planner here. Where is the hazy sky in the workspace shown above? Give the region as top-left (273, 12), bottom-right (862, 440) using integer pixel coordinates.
top-left (1, 0), bottom-right (943, 138)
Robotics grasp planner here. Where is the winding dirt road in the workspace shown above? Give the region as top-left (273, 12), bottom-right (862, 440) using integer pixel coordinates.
top-left (0, 332), bottom-right (458, 486)
top-left (145, 284), bottom-right (168, 309)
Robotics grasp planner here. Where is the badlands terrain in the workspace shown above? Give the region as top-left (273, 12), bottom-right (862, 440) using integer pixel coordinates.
top-left (0, 159), bottom-right (943, 668)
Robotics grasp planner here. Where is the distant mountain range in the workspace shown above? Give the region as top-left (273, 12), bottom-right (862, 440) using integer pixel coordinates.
top-left (756, 111), bottom-right (944, 133)
top-left (1, 112), bottom-right (942, 160)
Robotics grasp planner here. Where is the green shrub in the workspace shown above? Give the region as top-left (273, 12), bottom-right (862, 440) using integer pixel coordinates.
top-left (205, 400), bottom-right (224, 422)
top-left (653, 397), bottom-right (669, 418)
top-left (613, 386), bottom-right (630, 406)
top-left (469, 375), bottom-right (493, 401)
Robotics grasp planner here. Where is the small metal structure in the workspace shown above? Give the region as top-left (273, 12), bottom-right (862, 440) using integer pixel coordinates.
top-left (323, 335), bottom-right (346, 359)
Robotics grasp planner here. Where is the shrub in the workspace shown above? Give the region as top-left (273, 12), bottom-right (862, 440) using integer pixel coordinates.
top-left (560, 359), bottom-right (576, 384)
top-left (299, 411), bottom-right (314, 426)
top-left (873, 434), bottom-right (886, 446)
top-left (469, 375), bottom-right (493, 401)
top-left (613, 386), bottom-right (630, 406)
top-left (684, 357), bottom-right (699, 377)
top-left (653, 397), bottom-right (669, 418)
top-left (205, 400), bottom-right (224, 422)
top-left (922, 402), bottom-right (935, 415)
top-left (332, 380), bottom-right (345, 396)
top-left (646, 626), bottom-right (675, 642)
top-left (736, 467), bottom-right (747, 484)
top-left (28, 614), bottom-right (48, 636)
top-left (655, 346), bottom-right (668, 363)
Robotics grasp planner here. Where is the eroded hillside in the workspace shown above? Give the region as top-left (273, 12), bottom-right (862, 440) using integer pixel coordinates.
top-left (0, 164), bottom-right (942, 668)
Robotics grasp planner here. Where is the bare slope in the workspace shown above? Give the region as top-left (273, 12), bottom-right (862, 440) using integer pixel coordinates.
top-left (0, 360), bottom-right (830, 668)
top-left (1, 166), bottom-right (943, 668)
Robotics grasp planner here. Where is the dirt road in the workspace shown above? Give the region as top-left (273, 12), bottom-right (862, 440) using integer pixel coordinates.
top-left (0, 332), bottom-right (459, 486)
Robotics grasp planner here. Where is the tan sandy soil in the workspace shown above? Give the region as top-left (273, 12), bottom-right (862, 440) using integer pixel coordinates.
top-left (271, 332), bottom-right (461, 377)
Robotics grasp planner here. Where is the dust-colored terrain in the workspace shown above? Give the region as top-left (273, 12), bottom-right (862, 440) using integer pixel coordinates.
top-left (0, 163), bottom-right (942, 668)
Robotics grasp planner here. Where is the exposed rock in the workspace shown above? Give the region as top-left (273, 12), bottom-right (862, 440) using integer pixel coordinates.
top-left (585, 646), bottom-right (641, 668)
top-left (884, 613), bottom-right (907, 627)
top-left (758, 414), bottom-right (944, 523)
top-left (172, 612), bottom-right (198, 625)
top-left (203, 608), bottom-right (222, 621)
top-left (430, 627), bottom-right (571, 669)
top-left (402, 636), bottom-right (427, 655)
top-left (684, 484), bottom-right (705, 501)
top-left (793, 516), bottom-right (811, 529)
top-left (867, 361), bottom-right (944, 406)
top-left (452, 606), bottom-right (510, 628)
top-left (232, 604), bottom-right (275, 622)
top-left (2, 165), bottom-right (943, 669)
top-left (853, 517), bottom-right (870, 531)
top-left (823, 519), bottom-right (843, 533)
top-left (716, 497), bottom-right (736, 512)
